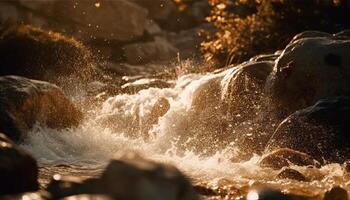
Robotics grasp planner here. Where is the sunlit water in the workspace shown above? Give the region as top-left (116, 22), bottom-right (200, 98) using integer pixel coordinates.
top-left (19, 66), bottom-right (350, 199)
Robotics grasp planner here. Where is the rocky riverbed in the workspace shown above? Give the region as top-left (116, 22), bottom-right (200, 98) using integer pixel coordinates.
top-left (1, 2), bottom-right (350, 199)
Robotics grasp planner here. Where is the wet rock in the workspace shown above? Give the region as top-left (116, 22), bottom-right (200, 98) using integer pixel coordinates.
top-left (276, 168), bottom-right (307, 182)
top-left (259, 148), bottom-right (320, 170)
top-left (249, 53), bottom-right (280, 62)
top-left (222, 61), bottom-right (274, 116)
top-left (0, 76), bottom-right (83, 141)
top-left (0, 133), bottom-right (38, 195)
top-left (46, 175), bottom-right (99, 199)
top-left (335, 29), bottom-right (350, 38)
top-left (323, 186), bottom-right (348, 200)
top-left (266, 35), bottom-right (350, 115)
top-left (290, 31), bottom-right (332, 43)
top-left (124, 37), bottom-right (178, 64)
top-left (52, 0), bottom-right (148, 42)
top-left (221, 61), bottom-right (274, 154)
top-left (47, 153), bottom-right (198, 200)
top-left (193, 185), bottom-right (217, 196)
top-left (266, 96), bottom-right (350, 163)
top-left (96, 153), bottom-right (198, 200)
top-left (0, 24), bottom-right (95, 85)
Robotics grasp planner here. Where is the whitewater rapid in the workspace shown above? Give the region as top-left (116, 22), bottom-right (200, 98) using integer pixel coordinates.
top-left (19, 66), bottom-right (350, 197)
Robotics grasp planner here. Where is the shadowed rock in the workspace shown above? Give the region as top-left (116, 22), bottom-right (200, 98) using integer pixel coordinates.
top-left (266, 96), bottom-right (350, 164)
top-left (0, 133), bottom-right (38, 195)
top-left (266, 35), bottom-right (350, 116)
top-left (47, 153), bottom-right (198, 200)
top-left (0, 76), bottom-right (83, 141)
top-left (259, 148), bottom-right (320, 170)
top-left (276, 168), bottom-right (307, 182)
top-left (323, 186), bottom-right (348, 200)
top-left (290, 30), bottom-right (331, 43)
top-left (0, 24), bottom-right (95, 85)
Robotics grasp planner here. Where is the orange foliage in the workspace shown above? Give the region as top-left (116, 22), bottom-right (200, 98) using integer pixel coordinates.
top-left (200, 0), bottom-right (350, 66)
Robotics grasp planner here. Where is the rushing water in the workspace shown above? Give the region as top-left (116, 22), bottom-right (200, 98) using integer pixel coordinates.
top-left (19, 66), bottom-right (350, 199)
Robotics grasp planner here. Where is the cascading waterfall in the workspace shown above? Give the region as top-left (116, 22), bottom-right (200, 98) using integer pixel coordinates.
top-left (20, 64), bottom-right (350, 197)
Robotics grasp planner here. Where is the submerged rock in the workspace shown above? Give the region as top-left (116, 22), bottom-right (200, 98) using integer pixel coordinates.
top-left (266, 34), bottom-right (350, 116)
top-left (0, 133), bottom-right (38, 195)
top-left (47, 153), bottom-right (198, 200)
top-left (0, 25), bottom-right (95, 85)
top-left (276, 168), bottom-right (307, 182)
top-left (266, 96), bottom-right (350, 164)
top-left (259, 148), bottom-right (320, 170)
top-left (0, 76), bottom-right (83, 141)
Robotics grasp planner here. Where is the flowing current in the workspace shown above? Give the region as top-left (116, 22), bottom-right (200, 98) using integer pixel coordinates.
top-left (19, 65), bottom-right (350, 198)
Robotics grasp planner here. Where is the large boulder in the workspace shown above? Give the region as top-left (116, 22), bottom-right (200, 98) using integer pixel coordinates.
top-left (0, 133), bottom-right (38, 195)
top-left (265, 96), bottom-right (350, 164)
top-left (0, 24), bottom-right (95, 85)
top-left (47, 153), bottom-right (198, 200)
top-left (0, 76), bottom-right (83, 141)
top-left (266, 33), bottom-right (350, 115)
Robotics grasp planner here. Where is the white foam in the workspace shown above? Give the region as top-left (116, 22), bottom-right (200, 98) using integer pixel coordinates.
top-left (19, 66), bottom-right (350, 193)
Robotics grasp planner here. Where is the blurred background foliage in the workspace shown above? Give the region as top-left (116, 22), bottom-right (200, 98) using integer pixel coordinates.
top-left (188, 0), bottom-right (350, 66)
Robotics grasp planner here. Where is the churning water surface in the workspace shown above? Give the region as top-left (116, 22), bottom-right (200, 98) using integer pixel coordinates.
top-left (19, 66), bottom-right (350, 198)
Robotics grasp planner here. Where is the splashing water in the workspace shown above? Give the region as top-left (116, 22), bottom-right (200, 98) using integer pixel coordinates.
top-left (20, 65), bottom-right (350, 198)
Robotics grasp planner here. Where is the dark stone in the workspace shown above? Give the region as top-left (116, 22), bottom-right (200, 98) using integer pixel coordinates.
top-left (0, 133), bottom-right (38, 195)
top-left (290, 31), bottom-right (331, 43)
top-left (0, 76), bottom-right (83, 141)
top-left (323, 186), bottom-right (348, 200)
top-left (97, 153), bottom-right (198, 200)
top-left (260, 148), bottom-right (320, 170)
top-left (335, 29), bottom-right (350, 38)
top-left (266, 96), bottom-right (350, 164)
top-left (276, 168), bottom-right (307, 182)
top-left (324, 53), bottom-right (342, 67)
top-left (46, 153), bottom-right (198, 200)
top-left (266, 36), bottom-right (350, 117)
top-left (193, 185), bottom-right (217, 196)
